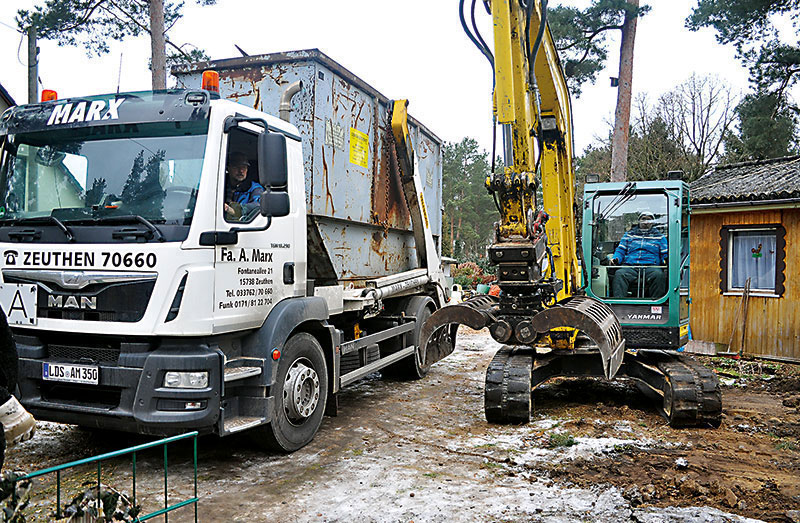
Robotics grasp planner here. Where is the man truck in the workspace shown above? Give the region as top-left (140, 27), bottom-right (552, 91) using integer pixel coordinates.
top-left (0, 49), bottom-right (454, 452)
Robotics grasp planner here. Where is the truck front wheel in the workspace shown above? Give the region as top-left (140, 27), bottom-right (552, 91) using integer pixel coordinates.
top-left (257, 333), bottom-right (328, 452)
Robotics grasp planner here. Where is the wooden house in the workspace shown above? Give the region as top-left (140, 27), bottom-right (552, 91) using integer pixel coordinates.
top-left (689, 155), bottom-right (800, 362)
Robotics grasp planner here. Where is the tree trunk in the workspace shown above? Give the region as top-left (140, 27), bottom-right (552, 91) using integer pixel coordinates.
top-left (149, 0), bottom-right (167, 90)
top-left (450, 212), bottom-right (455, 255)
top-left (610, 0), bottom-right (639, 182)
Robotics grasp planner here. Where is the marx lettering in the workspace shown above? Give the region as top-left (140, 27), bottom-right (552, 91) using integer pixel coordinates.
top-left (47, 103), bottom-right (72, 125)
top-left (104, 99), bottom-right (124, 120)
top-left (46, 99), bottom-right (123, 126)
top-left (85, 100), bottom-right (105, 121)
top-left (251, 249), bottom-right (272, 263)
top-left (67, 102), bottom-right (87, 123)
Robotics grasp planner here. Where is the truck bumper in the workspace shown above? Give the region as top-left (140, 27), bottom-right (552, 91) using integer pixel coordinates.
top-left (16, 335), bottom-right (226, 436)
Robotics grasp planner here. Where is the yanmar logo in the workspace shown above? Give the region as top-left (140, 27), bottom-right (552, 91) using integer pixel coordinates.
top-left (47, 99), bottom-right (124, 126)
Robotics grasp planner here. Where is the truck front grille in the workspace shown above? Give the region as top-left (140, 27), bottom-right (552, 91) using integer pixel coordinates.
top-left (2, 271), bottom-right (157, 323)
top-left (47, 344), bottom-right (121, 364)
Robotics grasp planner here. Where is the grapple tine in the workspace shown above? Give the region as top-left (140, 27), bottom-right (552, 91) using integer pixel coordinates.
top-left (527, 296), bottom-right (625, 379)
top-left (420, 297), bottom-right (498, 365)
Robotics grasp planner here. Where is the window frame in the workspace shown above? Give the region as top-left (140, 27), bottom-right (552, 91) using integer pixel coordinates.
top-left (719, 223), bottom-right (785, 297)
top-left (222, 125), bottom-right (263, 225)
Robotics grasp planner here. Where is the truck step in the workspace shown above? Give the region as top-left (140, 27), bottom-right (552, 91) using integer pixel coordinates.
top-left (224, 366), bottom-right (262, 382)
top-left (223, 416), bottom-right (264, 433)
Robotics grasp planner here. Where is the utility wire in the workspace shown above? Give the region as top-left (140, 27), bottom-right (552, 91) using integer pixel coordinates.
top-left (0, 20), bottom-right (20, 32)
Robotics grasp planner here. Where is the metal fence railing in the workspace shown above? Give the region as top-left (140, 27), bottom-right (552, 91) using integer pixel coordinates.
top-left (17, 431), bottom-right (199, 522)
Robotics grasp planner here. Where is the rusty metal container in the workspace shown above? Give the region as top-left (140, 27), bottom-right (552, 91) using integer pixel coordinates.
top-left (173, 49), bottom-right (443, 284)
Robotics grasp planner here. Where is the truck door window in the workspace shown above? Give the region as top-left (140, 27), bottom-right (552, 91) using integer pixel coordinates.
top-left (223, 127), bottom-right (263, 224)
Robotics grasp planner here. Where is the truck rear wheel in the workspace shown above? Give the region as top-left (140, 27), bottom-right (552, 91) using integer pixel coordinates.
top-left (381, 296), bottom-right (434, 380)
top-left (256, 333), bottom-right (328, 452)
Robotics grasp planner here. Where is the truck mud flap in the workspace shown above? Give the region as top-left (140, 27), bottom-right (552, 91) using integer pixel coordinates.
top-left (527, 296), bottom-right (625, 379)
top-left (419, 296), bottom-right (498, 365)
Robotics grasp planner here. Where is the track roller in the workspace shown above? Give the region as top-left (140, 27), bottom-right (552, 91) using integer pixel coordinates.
top-left (484, 346), bottom-right (533, 424)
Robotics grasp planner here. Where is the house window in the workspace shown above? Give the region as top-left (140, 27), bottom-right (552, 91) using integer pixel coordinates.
top-left (720, 224), bottom-right (785, 296)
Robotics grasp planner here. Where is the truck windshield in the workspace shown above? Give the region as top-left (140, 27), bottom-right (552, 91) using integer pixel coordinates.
top-left (590, 192), bottom-right (669, 301)
top-left (0, 121), bottom-right (208, 226)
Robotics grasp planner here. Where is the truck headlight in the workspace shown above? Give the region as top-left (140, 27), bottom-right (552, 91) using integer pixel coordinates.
top-left (163, 371), bottom-right (208, 389)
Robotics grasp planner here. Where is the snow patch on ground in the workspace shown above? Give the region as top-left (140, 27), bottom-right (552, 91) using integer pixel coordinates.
top-left (264, 455), bottom-right (633, 522)
top-left (633, 506), bottom-right (763, 522)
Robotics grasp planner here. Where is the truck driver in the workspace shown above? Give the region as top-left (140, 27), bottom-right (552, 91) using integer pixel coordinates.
top-left (224, 151), bottom-right (264, 221)
top-left (608, 211), bottom-right (668, 298)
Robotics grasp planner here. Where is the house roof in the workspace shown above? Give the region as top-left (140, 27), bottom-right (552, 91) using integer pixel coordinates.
top-left (0, 82), bottom-right (15, 107)
top-left (691, 155), bottom-right (800, 204)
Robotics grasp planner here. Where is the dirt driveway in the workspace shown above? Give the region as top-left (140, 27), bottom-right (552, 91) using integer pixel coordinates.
top-left (5, 328), bottom-right (800, 522)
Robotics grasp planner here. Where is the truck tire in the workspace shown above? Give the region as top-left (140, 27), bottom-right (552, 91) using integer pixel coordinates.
top-left (256, 332), bottom-right (328, 453)
top-left (381, 296), bottom-right (435, 381)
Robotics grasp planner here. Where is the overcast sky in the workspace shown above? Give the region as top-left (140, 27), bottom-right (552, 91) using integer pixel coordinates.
top-left (0, 1), bottom-right (788, 156)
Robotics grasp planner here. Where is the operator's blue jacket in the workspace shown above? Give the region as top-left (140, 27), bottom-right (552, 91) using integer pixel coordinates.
top-left (613, 227), bottom-right (667, 265)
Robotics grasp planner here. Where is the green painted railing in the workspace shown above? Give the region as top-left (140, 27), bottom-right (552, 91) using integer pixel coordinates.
top-left (18, 431), bottom-right (199, 522)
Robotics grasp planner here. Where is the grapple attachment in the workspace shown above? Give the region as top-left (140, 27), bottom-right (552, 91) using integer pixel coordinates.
top-left (420, 294), bottom-right (624, 379)
top-left (525, 296), bottom-right (625, 379)
top-left (419, 296), bottom-right (498, 365)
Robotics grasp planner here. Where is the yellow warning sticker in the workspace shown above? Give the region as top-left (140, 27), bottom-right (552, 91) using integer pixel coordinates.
top-left (680, 324), bottom-right (689, 338)
top-left (349, 128), bottom-right (369, 169)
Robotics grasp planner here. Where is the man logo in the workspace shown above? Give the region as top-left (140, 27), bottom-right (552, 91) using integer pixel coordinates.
top-left (47, 295), bottom-right (97, 310)
top-left (4, 250), bottom-right (18, 265)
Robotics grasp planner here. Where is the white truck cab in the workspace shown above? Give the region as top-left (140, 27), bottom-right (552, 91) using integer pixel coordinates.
top-left (0, 73), bottom-right (452, 451)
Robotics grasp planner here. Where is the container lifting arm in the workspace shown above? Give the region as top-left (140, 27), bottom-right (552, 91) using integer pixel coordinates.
top-left (389, 100), bottom-right (446, 305)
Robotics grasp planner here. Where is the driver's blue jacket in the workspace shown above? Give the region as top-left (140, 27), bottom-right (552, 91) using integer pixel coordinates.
top-left (613, 227), bottom-right (667, 265)
top-left (229, 180), bottom-right (264, 205)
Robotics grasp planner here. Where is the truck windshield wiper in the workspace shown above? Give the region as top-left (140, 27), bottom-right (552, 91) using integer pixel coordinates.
top-left (4, 216), bottom-right (75, 242)
top-left (91, 215), bottom-right (166, 242)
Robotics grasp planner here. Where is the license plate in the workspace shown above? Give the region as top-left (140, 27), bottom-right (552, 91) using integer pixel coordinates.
top-left (0, 283), bottom-right (38, 325)
top-left (43, 362), bottom-right (99, 385)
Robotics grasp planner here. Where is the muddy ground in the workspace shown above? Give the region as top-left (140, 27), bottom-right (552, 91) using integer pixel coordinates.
top-left (4, 328), bottom-right (800, 522)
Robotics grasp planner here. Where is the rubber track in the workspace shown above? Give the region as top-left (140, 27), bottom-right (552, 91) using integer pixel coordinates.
top-left (484, 346), bottom-right (532, 424)
top-left (657, 355), bottom-right (722, 428)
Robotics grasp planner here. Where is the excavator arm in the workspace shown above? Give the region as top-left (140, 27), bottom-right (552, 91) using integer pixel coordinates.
top-left (419, 0), bottom-right (625, 400)
top-left (488, 0), bottom-right (578, 299)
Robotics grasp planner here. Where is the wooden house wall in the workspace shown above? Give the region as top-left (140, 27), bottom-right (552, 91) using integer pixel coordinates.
top-left (690, 207), bottom-right (800, 361)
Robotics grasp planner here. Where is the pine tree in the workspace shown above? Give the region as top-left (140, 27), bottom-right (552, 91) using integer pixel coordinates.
top-left (16, 0), bottom-right (217, 89)
top-left (548, 0), bottom-right (650, 96)
top-left (687, 0), bottom-right (799, 160)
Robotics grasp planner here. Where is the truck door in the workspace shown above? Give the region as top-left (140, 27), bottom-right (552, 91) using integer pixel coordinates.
top-left (212, 124), bottom-right (295, 332)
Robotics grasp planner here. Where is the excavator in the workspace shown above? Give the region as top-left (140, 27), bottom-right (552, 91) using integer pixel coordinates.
top-left (412, 0), bottom-right (721, 427)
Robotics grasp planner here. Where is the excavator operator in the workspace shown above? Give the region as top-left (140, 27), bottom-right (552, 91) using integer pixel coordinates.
top-left (608, 211), bottom-right (667, 298)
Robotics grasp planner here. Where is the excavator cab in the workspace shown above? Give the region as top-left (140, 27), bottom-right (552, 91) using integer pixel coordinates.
top-left (582, 179), bottom-right (690, 350)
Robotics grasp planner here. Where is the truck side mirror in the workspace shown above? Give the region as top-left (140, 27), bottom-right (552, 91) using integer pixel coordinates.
top-left (260, 192), bottom-right (290, 218)
top-left (258, 132), bottom-right (288, 189)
